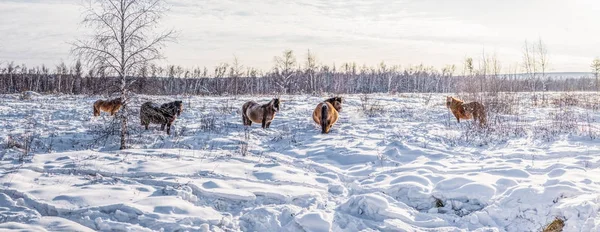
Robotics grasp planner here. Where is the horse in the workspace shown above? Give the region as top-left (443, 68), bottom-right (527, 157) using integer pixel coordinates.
top-left (160, 101), bottom-right (184, 117)
top-left (312, 97), bottom-right (343, 134)
top-left (140, 101), bottom-right (181, 135)
top-left (93, 97), bottom-right (123, 116)
top-left (241, 98), bottom-right (280, 129)
top-left (446, 96), bottom-right (486, 127)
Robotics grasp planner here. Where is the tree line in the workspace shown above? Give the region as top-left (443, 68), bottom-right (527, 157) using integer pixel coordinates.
top-left (0, 52), bottom-right (598, 96)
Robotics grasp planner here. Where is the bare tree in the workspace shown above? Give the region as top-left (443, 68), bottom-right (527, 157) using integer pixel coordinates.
top-left (592, 58), bottom-right (600, 91)
top-left (73, 59), bottom-right (83, 94)
top-left (537, 38), bottom-right (549, 91)
top-left (479, 50), bottom-right (489, 92)
top-left (462, 57), bottom-right (474, 92)
top-left (305, 50), bottom-right (317, 93)
top-left (490, 54), bottom-right (502, 93)
top-left (273, 50), bottom-right (297, 94)
top-left (522, 40), bottom-right (538, 91)
top-left (230, 56), bottom-right (243, 96)
top-left (73, 0), bottom-right (175, 149)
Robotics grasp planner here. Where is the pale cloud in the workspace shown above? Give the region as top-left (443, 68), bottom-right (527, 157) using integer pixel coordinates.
top-left (0, 0), bottom-right (598, 72)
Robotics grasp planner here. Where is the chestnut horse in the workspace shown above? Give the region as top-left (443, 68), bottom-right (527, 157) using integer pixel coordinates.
top-left (446, 96), bottom-right (486, 127)
top-left (312, 97), bottom-right (343, 133)
top-left (242, 98), bottom-right (280, 129)
top-left (93, 97), bottom-right (123, 116)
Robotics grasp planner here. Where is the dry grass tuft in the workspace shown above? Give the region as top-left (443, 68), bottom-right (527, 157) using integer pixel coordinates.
top-left (542, 218), bottom-right (565, 232)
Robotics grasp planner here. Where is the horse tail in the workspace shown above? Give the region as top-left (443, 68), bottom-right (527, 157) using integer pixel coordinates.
top-left (241, 103), bottom-right (250, 125)
top-left (93, 101), bottom-right (99, 116)
top-left (321, 104), bottom-right (328, 134)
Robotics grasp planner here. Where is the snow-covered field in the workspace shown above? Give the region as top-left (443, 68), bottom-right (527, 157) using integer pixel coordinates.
top-left (2, 93), bottom-right (600, 231)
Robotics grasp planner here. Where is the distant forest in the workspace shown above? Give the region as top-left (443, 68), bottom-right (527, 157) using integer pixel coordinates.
top-left (0, 50), bottom-right (598, 96)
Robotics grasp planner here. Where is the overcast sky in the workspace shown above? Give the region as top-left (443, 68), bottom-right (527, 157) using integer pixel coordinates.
top-left (0, 0), bottom-right (598, 72)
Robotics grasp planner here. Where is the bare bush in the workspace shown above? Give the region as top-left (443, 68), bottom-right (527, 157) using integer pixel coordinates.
top-left (217, 99), bottom-right (236, 114)
top-left (239, 129), bottom-right (250, 156)
top-left (551, 93), bottom-right (579, 107)
top-left (583, 112), bottom-right (598, 139)
top-left (200, 113), bottom-right (218, 132)
top-left (4, 133), bottom-right (37, 162)
top-left (359, 94), bottom-right (386, 117)
top-left (542, 217), bottom-right (564, 232)
top-left (482, 93), bottom-right (520, 115)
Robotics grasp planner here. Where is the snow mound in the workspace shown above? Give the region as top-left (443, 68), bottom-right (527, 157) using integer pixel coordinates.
top-left (295, 211), bottom-right (332, 232)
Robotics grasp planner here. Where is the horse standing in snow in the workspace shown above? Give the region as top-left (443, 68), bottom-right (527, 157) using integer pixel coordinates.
top-left (446, 96), bottom-right (486, 127)
top-left (241, 98), bottom-right (280, 129)
top-left (313, 97), bottom-right (343, 134)
top-left (140, 101), bottom-right (183, 135)
top-left (93, 97), bottom-right (123, 116)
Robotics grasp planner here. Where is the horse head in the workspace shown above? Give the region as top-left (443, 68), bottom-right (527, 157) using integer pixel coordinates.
top-left (269, 98), bottom-right (280, 113)
top-left (325, 97), bottom-right (343, 112)
top-left (175, 101), bottom-right (184, 116)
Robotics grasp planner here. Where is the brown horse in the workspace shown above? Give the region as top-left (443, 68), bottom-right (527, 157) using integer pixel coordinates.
top-left (242, 98), bottom-right (280, 129)
top-left (446, 96), bottom-right (486, 126)
top-left (93, 97), bottom-right (123, 116)
top-left (313, 97), bottom-right (343, 134)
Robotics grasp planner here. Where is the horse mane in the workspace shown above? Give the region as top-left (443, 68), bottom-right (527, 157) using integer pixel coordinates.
top-left (264, 98), bottom-right (280, 110)
top-left (449, 96), bottom-right (463, 104)
top-left (325, 97), bottom-right (342, 104)
top-left (160, 101), bottom-right (184, 116)
top-left (324, 97), bottom-right (343, 112)
top-left (109, 97), bottom-right (123, 104)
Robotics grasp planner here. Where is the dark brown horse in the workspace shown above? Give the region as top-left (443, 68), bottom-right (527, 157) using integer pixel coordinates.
top-left (312, 97), bottom-right (342, 133)
top-left (160, 101), bottom-right (184, 117)
top-left (140, 101), bottom-right (183, 135)
top-left (93, 97), bottom-right (123, 116)
top-left (242, 98), bottom-right (280, 129)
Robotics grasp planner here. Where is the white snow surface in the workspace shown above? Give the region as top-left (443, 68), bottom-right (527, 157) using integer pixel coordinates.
top-left (1, 93), bottom-right (600, 231)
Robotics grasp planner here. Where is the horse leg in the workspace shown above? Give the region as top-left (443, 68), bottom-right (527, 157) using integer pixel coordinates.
top-left (166, 123), bottom-right (171, 135)
top-left (261, 115), bottom-right (267, 129)
top-left (161, 123), bottom-right (165, 131)
top-left (145, 123), bottom-right (149, 130)
top-left (266, 121), bottom-right (271, 128)
top-left (242, 112), bottom-right (249, 126)
top-left (93, 106), bottom-right (99, 116)
top-left (477, 114), bottom-right (486, 127)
